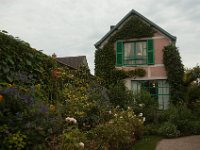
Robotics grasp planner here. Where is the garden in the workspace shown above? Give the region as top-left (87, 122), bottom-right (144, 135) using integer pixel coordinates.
top-left (1, 30), bottom-right (200, 150)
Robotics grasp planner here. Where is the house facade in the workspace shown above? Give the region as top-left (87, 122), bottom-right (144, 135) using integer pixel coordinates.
top-left (95, 10), bottom-right (176, 109)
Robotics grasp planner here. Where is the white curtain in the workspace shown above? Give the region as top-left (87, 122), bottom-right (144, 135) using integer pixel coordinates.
top-left (124, 43), bottom-right (134, 64)
top-left (131, 81), bottom-right (141, 94)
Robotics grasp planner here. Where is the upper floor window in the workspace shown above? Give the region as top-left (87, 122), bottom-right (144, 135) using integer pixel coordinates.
top-left (116, 39), bottom-right (154, 66)
top-left (124, 41), bottom-right (147, 65)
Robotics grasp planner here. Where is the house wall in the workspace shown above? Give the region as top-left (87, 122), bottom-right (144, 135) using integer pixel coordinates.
top-left (98, 16), bottom-right (173, 90)
top-left (116, 31), bottom-right (172, 90)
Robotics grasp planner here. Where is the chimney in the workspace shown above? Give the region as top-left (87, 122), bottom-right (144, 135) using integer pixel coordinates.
top-left (110, 25), bottom-right (115, 30)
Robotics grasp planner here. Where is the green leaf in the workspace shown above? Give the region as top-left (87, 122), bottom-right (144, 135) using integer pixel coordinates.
top-left (6, 75), bottom-right (13, 82)
top-left (7, 57), bottom-right (14, 65)
top-left (3, 66), bottom-right (10, 73)
top-left (25, 60), bottom-right (32, 66)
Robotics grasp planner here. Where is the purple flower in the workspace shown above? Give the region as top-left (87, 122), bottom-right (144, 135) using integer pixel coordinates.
top-left (2, 88), bottom-right (17, 95)
top-left (39, 105), bottom-right (48, 114)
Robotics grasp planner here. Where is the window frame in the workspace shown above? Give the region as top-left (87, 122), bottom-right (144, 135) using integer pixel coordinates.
top-left (116, 39), bottom-right (154, 66)
top-left (123, 41), bottom-right (147, 66)
top-left (131, 80), bottom-right (170, 110)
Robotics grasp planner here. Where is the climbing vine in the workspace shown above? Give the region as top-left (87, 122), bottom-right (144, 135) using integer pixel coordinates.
top-left (95, 16), bottom-right (154, 86)
top-left (163, 45), bottom-right (184, 102)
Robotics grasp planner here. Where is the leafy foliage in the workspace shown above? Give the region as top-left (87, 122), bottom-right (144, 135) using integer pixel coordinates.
top-left (183, 66), bottom-right (200, 105)
top-left (158, 122), bottom-right (180, 138)
top-left (0, 31), bottom-right (56, 85)
top-left (163, 45), bottom-right (184, 102)
top-left (132, 91), bottom-right (158, 123)
top-left (86, 107), bottom-right (144, 149)
top-left (108, 82), bottom-right (134, 108)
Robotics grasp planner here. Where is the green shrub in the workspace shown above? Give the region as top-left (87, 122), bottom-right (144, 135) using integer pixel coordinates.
top-left (163, 45), bottom-right (184, 103)
top-left (159, 122), bottom-right (180, 138)
top-left (62, 127), bottom-right (86, 150)
top-left (132, 91), bottom-right (158, 123)
top-left (86, 108), bottom-right (144, 149)
top-left (187, 120), bottom-right (200, 135)
top-left (3, 131), bottom-right (27, 150)
top-left (144, 124), bottom-right (160, 135)
top-left (165, 104), bottom-right (193, 134)
top-left (0, 83), bottom-right (65, 149)
top-left (108, 83), bottom-right (134, 108)
top-left (0, 31), bottom-right (56, 85)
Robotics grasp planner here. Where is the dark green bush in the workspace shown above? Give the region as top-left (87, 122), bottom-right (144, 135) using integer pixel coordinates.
top-left (188, 120), bottom-right (200, 135)
top-left (108, 83), bottom-right (134, 108)
top-left (159, 122), bottom-right (180, 138)
top-left (0, 31), bottom-right (58, 97)
top-left (132, 91), bottom-right (158, 123)
top-left (165, 104), bottom-right (193, 134)
top-left (144, 124), bottom-right (160, 135)
top-left (163, 45), bottom-right (184, 103)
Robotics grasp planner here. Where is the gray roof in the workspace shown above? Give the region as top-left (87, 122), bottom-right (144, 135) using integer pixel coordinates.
top-left (56, 56), bottom-right (88, 69)
top-left (95, 9), bottom-right (176, 48)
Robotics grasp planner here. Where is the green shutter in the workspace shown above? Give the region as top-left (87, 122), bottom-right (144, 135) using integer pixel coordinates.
top-left (147, 39), bottom-right (154, 65)
top-left (116, 41), bottom-right (123, 66)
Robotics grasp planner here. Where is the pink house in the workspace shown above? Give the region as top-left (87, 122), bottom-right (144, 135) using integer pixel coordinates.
top-left (95, 10), bottom-right (176, 109)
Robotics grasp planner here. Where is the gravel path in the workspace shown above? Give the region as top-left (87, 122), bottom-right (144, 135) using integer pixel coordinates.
top-left (156, 135), bottom-right (200, 150)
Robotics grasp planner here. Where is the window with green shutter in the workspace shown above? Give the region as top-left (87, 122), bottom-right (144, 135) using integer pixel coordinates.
top-left (116, 40), bottom-right (154, 66)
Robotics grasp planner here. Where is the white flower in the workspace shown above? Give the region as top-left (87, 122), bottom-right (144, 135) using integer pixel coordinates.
top-left (108, 110), bottom-right (112, 114)
top-left (65, 117), bottom-right (77, 124)
top-left (114, 114), bottom-right (118, 117)
top-left (109, 120), bottom-right (114, 124)
top-left (139, 103), bottom-right (145, 107)
top-left (127, 106), bottom-right (131, 110)
top-left (71, 118), bottom-right (77, 124)
top-left (138, 113), bottom-right (143, 117)
top-left (143, 117), bottom-right (146, 122)
top-left (79, 142), bottom-right (84, 148)
top-left (65, 117), bottom-right (70, 122)
top-left (120, 116), bottom-right (123, 119)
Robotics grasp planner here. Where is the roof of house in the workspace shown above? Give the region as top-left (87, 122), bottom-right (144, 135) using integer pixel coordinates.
top-left (56, 56), bottom-right (88, 69)
top-left (95, 9), bottom-right (176, 48)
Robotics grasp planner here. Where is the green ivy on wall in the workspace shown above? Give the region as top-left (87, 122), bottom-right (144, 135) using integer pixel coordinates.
top-left (163, 45), bottom-right (184, 102)
top-left (95, 16), bottom-right (154, 86)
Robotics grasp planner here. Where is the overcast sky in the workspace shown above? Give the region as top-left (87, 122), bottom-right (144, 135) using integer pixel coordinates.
top-left (1, 0), bottom-right (200, 74)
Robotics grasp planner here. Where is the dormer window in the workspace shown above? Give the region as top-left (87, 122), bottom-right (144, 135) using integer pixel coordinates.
top-left (116, 39), bottom-right (154, 66)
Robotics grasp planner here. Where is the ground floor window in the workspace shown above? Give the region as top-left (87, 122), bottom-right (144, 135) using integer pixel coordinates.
top-left (131, 80), bottom-right (170, 110)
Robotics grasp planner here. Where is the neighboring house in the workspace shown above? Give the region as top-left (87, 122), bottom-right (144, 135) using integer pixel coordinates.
top-left (95, 9), bottom-right (177, 109)
top-left (54, 54), bottom-right (89, 70)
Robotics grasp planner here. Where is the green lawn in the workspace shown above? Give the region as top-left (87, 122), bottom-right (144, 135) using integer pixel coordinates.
top-left (132, 136), bottom-right (162, 150)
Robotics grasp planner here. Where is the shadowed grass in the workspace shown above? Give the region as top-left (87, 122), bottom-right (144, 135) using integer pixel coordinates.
top-left (133, 136), bottom-right (162, 150)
